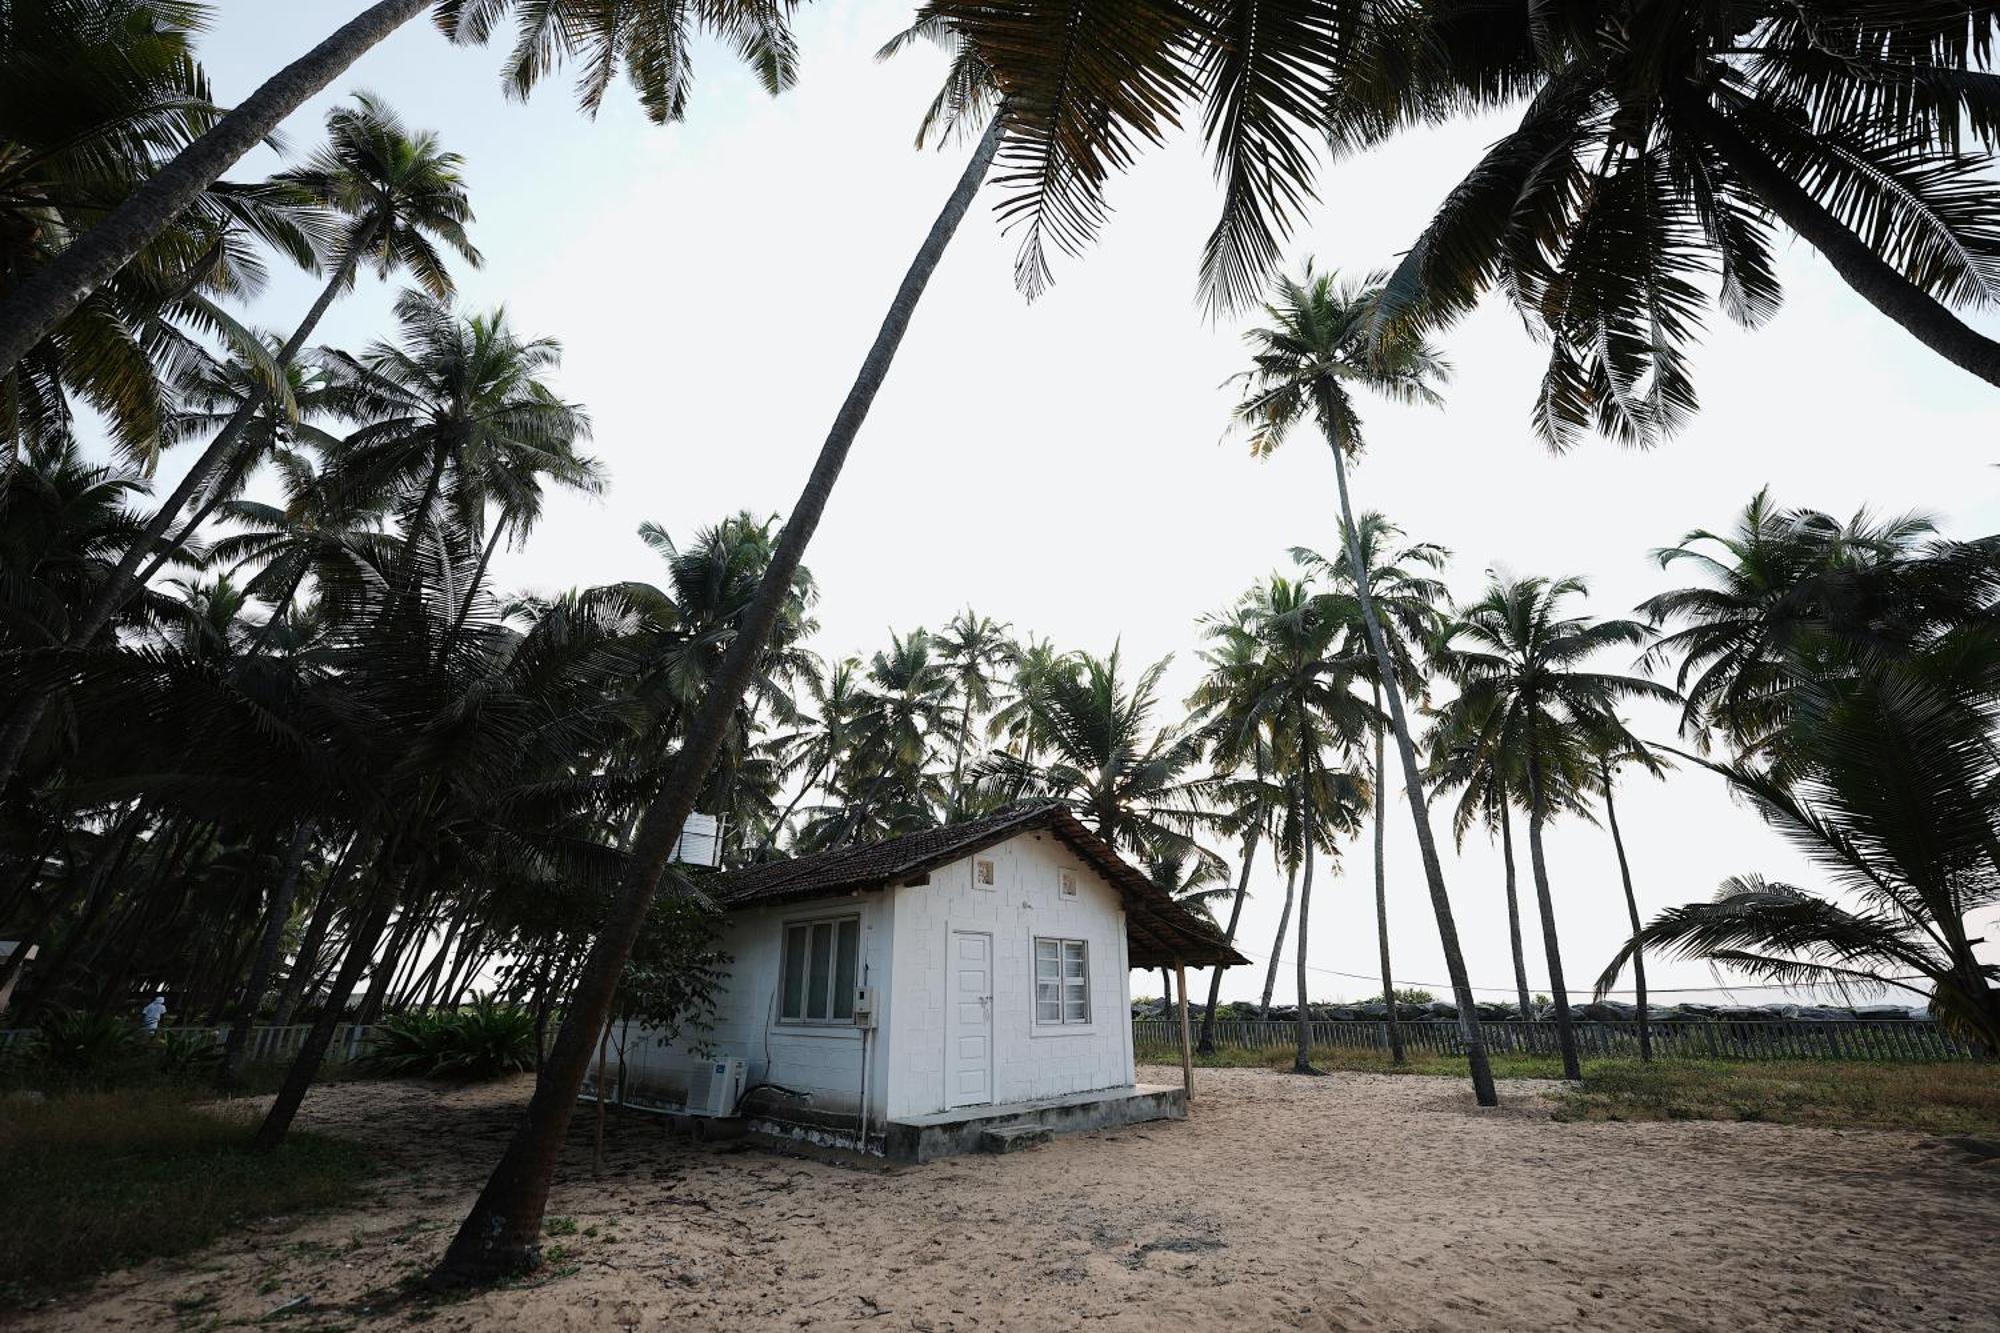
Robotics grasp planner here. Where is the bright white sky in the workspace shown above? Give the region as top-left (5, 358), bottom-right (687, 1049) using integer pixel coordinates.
top-left (162, 1), bottom-right (1999, 1010)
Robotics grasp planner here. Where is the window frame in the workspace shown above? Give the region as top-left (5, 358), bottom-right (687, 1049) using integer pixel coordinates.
top-left (776, 912), bottom-right (862, 1026)
top-left (1032, 936), bottom-right (1091, 1027)
top-left (1056, 867), bottom-right (1079, 898)
top-left (972, 856), bottom-right (998, 891)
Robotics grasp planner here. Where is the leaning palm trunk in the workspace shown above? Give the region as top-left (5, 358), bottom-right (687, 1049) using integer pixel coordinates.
top-left (252, 893), bottom-right (393, 1151)
top-left (1599, 761), bottom-right (1650, 1061)
top-left (1523, 750), bottom-right (1581, 1080)
top-left (1258, 863), bottom-right (1297, 1018)
top-left (1292, 815), bottom-right (1318, 1074)
top-left (1675, 97), bottom-right (2000, 388)
top-left (0, 0), bottom-right (430, 387)
top-left (0, 227), bottom-right (380, 792)
top-left (1198, 825), bottom-right (1259, 1053)
top-left (1370, 706), bottom-right (1404, 1064)
top-left (218, 821), bottom-right (313, 1087)
top-left (1325, 428), bottom-right (1497, 1106)
top-left (430, 117), bottom-right (1006, 1286)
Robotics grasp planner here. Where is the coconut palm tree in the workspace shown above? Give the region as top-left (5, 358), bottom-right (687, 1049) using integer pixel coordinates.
top-left (922, 0), bottom-right (2000, 400)
top-left (0, 91), bottom-right (482, 793)
top-left (826, 629), bottom-right (953, 843)
top-left (1434, 573), bottom-right (1675, 1079)
top-left (1229, 263), bottom-right (1496, 1105)
top-left (934, 608), bottom-right (1013, 818)
top-left (1144, 852), bottom-right (1232, 1016)
top-left (993, 646), bottom-right (1218, 873)
top-left (1364, 0), bottom-right (2000, 428)
top-left (1218, 576), bottom-right (1372, 1072)
top-left (1296, 513), bottom-right (1448, 1065)
top-left (313, 291), bottom-right (589, 601)
top-left (1188, 598), bottom-right (1286, 1051)
top-left (202, 442), bottom-right (392, 648)
top-left (0, 0), bottom-right (807, 388)
top-left (61, 94), bottom-right (479, 638)
top-left (1639, 490), bottom-right (2000, 767)
top-left (1424, 704), bottom-right (1535, 1024)
top-left (0, 0), bottom-right (325, 465)
top-left (1586, 734), bottom-right (1669, 1060)
top-left (433, 79), bottom-right (1011, 1287)
top-left (1599, 643), bottom-right (2000, 1052)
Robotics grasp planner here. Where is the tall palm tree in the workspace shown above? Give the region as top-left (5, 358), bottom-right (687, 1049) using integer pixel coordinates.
top-left (1434, 573), bottom-right (1674, 1079)
top-left (765, 655), bottom-right (862, 851)
top-left (0, 91), bottom-right (481, 793)
top-left (0, 438), bottom-right (172, 657)
top-left (0, 0), bottom-right (807, 386)
top-left (1424, 702), bottom-right (1535, 1023)
top-left (433, 88), bottom-right (1010, 1288)
top-left (315, 291), bottom-right (589, 604)
top-left (1143, 852), bottom-right (1229, 1009)
top-left (61, 94), bottom-right (479, 642)
top-left (1366, 0), bottom-right (2000, 425)
top-left (1296, 513), bottom-right (1448, 1065)
top-left (934, 608), bottom-right (1013, 818)
top-left (921, 1), bottom-right (2000, 398)
top-left (0, 0), bottom-right (325, 464)
top-left (1229, 263), bottom-right (1497, 1105)
top-left (202, 443), bottom-right (392, 648)
top-left (1188, 598), bottom-right (1283, 1051)
top-left (828, 629), bottom-right (952, 842)
top-left (1599, 646), bottom-right (2000, 1052)
top-left (997, 646), bottom-right (1219, 872)
top-left (1639, 490), bottom-right (1996, 766)
top-left (1587, 734), bottom-right (1669, 1061)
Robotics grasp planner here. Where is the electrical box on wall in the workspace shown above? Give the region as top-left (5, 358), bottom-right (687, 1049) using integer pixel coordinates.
top-left (852, 986), bottom-right (877, 1028)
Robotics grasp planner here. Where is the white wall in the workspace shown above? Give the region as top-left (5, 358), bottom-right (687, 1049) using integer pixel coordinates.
top-left (616, 889), bottom-right (892, 1117)
top-left (884, 831), bottom-right (1134, 1118)
top-left (619, 829), bottom-right (1136, 1124)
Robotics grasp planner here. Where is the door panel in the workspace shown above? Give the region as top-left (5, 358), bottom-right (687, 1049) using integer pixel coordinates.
top-left (948, 931), bottom-right (993, 1108)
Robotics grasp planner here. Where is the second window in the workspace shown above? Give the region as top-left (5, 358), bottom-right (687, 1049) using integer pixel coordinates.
top-left (1034, 937), bottom-right (1089, 1025)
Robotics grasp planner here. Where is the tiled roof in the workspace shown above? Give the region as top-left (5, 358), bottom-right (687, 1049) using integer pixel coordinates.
top-left (698, 800), bottom-right (1247, 969)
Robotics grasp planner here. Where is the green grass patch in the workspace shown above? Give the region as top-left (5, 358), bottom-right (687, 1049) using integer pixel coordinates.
top-left (1549, 1058), bottom-right (2000, 1135)
top-left (0, 1086), bottom-right (373, 1306)
top-left (1141, 1041), bottom-right (2000, 1133)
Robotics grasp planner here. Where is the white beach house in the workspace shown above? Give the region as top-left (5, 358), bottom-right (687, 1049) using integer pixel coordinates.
top-left (601, 800), bottom-right (1244, 1161)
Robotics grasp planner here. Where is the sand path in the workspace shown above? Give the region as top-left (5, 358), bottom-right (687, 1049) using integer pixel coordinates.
top-left (13, 1066), bottom-right (1997, 1331)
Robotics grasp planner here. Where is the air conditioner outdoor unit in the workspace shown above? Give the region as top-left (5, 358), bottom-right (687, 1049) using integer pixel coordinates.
top-left (686, 1055), bottom-right (747, 1118)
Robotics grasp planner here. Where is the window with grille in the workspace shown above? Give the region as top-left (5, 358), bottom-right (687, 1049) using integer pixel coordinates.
top-left (779, 915), bottom-right (860, 1023)
top-left (1034, 937), bottom-right (1090, 1025)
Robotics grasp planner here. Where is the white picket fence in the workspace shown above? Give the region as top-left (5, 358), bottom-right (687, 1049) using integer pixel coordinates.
top-left (0, 1022), bottom-right (377, 1064)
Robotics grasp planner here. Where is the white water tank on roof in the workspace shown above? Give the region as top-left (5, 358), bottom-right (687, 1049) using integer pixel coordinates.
top-left (670, 812), bottom-right (722, 868)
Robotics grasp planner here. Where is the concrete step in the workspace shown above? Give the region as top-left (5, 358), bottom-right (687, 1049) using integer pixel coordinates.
top-left (979, 1124), bottom-right (1052, 1154)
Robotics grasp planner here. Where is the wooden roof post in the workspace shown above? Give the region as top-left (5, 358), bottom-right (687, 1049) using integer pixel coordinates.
top-left (1175, 962), bottom-right (1194, 1102)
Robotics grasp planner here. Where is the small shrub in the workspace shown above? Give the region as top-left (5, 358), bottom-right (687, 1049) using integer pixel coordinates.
top-left (28, 1007), bottom-right (140, 1074)
top-left (362, 996), bottom-right (535, 1080)
top-left (156, 1030), bottom-right (220, 1077)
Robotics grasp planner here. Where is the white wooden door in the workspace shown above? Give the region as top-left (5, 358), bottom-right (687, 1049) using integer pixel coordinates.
top-left (947, 930), bottom-right (993, 1108)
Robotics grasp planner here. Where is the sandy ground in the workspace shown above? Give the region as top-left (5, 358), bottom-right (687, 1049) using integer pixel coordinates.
top-left (13, 1066), bottom-right (1998, 1332)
